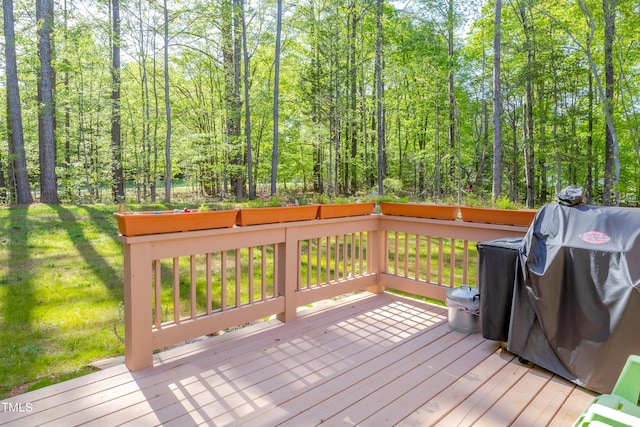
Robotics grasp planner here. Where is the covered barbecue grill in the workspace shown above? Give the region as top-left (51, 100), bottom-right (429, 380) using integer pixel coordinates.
top-left (480, 193), bottom-right (640, 394)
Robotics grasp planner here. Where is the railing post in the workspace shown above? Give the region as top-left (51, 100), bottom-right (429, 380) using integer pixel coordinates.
top-left (276, 228), bottom-right (298, 322)
top-left (123, 240), bottom-right (153, 371)
top-left (367, 218), bottom-right (386, 294)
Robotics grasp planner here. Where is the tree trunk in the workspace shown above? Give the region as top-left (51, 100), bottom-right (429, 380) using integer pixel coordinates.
top-left (603, 0), bottom-right (617, 205)
top-left (151, 25), bottom-right (159, 203)
top-left (233, 0), bottom-right (243, 200)
top-left (537, 82), bottom-right (548, 204)
top-left (4, 0), bottom-right (33, 204)
top-left (311, 8), bottom-right (323, 194)
top-left (37, 0), bottom-right (59, 203)
top-left (137, 0), bottom-right (151, 200)
top-left (163, 0), bottom-right (172, 203)
top-left (474, 32), bottom-right (489, 193)
top-left (587, 72), bottom-right (594, 204)
top-left (492, 0), bottom-right (502, 201)
top-left (240, 0), bottom-right (253, 199)
top-left (111, 0), bottom-right (124, 202)
top-left (62, 0), bottom-right (71, 199)
top-left (349, 4), bottom-right (358, 194)
top-left (578, 0), bottom-right (619, 205)
top-left (375, 0), bottom-right (385, 196)
top-left (271, 0), bottom-right (282, 195)
top-left (447, 0), bottom-right (456, 198)
top-left (524, 88), bottom-right (535, 207)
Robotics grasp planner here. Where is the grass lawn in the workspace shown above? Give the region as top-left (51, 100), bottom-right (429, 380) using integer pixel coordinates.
top-left (0, 203), bottom-right (175, 400)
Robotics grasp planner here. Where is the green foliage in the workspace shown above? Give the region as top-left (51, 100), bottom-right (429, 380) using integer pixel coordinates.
top-left (494, 195), bottom-right (520, 210)
top-left (246, 193), bottom-right (289, 207)
top-left (3, 0), bottom-right (640, 208)
top-left (461, 191), bottom-right (488, 207)
top-left (382, 178), bottom-right (405, 198)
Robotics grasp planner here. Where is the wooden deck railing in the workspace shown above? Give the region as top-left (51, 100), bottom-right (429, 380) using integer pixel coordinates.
top-left (118, 214), bottom-right (528, 371)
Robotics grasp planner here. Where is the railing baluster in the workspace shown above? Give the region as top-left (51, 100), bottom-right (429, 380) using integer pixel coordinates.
top-left (154, 259), bottom-right (161, 328)
top-left (359, 232), bottom-right (364, 275)
top-left (306, 239), bottom-right (312, 288)
top-left (235, 249), bottom-right (241, 307)
top-left (426, 236), bottom-right (432, 282)
top-left (334, 235), bottom-right (339, 282)
top-left (325, 237), bottom-right (330, 284)
top-left (462, 240), bottom-right (469, 285)
top-left (221, 251), bottom-right (227, 311)
top-left (274, 243), bottom-right (280, 296)
top-left (393, 231), bottom-right (399, 275)
top-left (190, 255), bottom-right (197, 318)
top-left (316, 238), bottom-right (321, 286)
top-left (342, 233), bottom-right (348, 279)
top-left (350, 233), bottom-right (356, 277)
top-left (449, 238), bottom-right (456, 287)
top-left (383, 230), bottom-right (389, 273)
top-left (261, 245), bottom-right (267, 300)
top-left (415, 235), bottom-right (421, 281)
top-left (403, 232), bottom-right (409, 278)
top-left (248, 247), bottom-right (254, 304)
top-left (438, 238), bottom-right (444, 285)
top-left (206, 253), bottom-right (212, 315)
top-left (173, 257), bottom-right (180, 323)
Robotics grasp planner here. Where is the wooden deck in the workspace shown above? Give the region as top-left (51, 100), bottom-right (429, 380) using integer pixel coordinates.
top-left (0, 292), bottom-right (596, 426)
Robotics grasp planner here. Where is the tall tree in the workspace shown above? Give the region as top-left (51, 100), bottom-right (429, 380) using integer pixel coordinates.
top-left (111, 0), bottom-right (125, 202)
top-left (577, 0), bottom-right (619, 205)
top-left (37, 0), bottom-right (59, 203)
top-left (163, 0), bottom-right (172, 203)
top-left (3, 0), bottom-right (33, 204)
top-left (492, 0), bottom-right (502, 201)
top-left (447, 0), bottom-right (457, 199)
top-left (375, 0), bottom-right (385, 195)
top-left (516, 0), bottom-right (535, 207)
top-left (240, 0), bottom-right (254, 199)
top-left (348, 1), bottom-right (358, 194)
top-left (271, 0), bottom-right (282, 196)
top-left (602, 0), bottom-right (617, 205)
top-left (222, 0), bottom-right (243, 200)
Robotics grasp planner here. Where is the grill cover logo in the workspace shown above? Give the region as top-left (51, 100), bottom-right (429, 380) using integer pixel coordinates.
top-left (579, 231), bottom-right (611, 244)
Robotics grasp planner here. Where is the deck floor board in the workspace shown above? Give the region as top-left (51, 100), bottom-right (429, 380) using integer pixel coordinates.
top-left (0, 292), bottom-right (596, 427)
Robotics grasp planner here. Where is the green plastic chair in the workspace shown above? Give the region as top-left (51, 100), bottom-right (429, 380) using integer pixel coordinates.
top-left (573, 355), bottom-right (640, 427)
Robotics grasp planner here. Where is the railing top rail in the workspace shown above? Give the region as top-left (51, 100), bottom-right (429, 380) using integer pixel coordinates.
top-left (118, 213), bottom-right (528, 243)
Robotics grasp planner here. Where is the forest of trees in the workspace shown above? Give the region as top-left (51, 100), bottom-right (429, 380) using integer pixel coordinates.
top-left (2, 0), bottom-right (640, 207)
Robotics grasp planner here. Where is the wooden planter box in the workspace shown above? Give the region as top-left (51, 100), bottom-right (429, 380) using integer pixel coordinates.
top-left (236, 205), bottom-right (319, 226)
top-left (114, 209), bottom-right (239, 236)
top-left (380, 202), bottom-right (459, 220)
top-left (317, 202), bottom-right (375, 219)
top-left (459, 207), bottom-right (537, 226)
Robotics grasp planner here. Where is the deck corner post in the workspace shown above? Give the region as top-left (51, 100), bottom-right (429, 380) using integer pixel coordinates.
top-left (123, 241), bottom-right (154, 371)
top-left (276, 230), bottom-right (298, 323)
top-left (367, 220), bottom-right (387, 294)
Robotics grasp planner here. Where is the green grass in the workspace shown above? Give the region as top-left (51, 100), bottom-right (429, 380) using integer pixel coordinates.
top-left (0, 203), bottom-right (183, 400)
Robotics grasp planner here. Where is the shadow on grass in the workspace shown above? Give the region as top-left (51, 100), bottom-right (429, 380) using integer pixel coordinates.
top-left (2, 206), bottom-right (33, 324)
top-left (82, 204), bottom-right (123, 247)
top-left (0, 205), bottom-right (126, 399)
top-left (51, 205), bottom-right (122, 296)
top-left (0, 206), bottom-right (37, 397)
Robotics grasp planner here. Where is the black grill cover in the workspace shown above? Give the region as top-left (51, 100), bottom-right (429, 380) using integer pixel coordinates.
top-left (509, 202), bottom-right (640, 393)
top-left (477, 238), bottom-right (523, 342)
